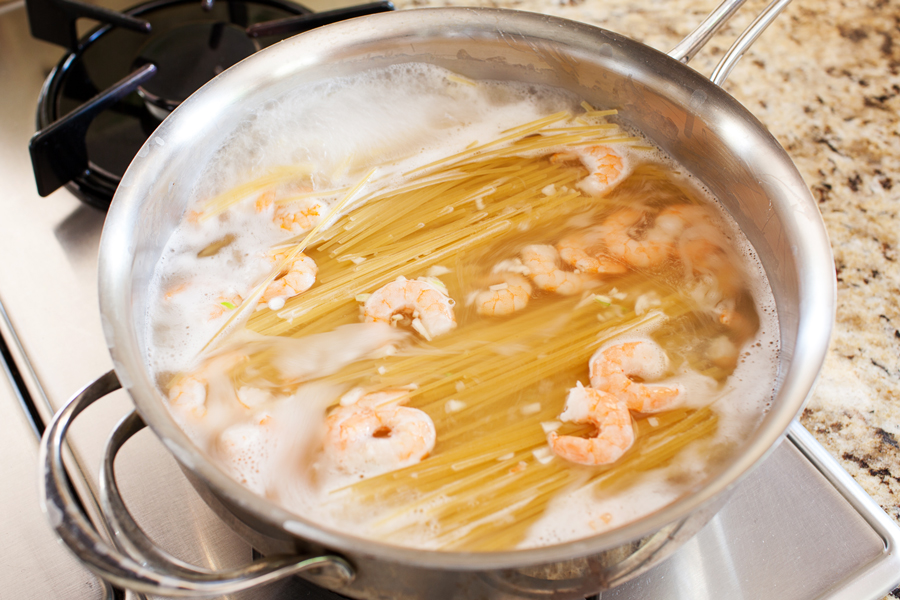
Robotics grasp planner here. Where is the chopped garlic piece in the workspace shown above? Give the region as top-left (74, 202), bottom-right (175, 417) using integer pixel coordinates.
top-left (236, 387), bottom-right (270, 408)
top-left (532, 447), bottom-right (554, 464)
top-left (575, 291), bottom-right (596, 309)
top-left (593, 294), bottom-right (612, 306)
top-left (339, 388), bottom-right (366, 406)
top-left (510, 461), bottom-right (528, 474)
top-left (455, 381), bottom-right (466, 392)
top-left (521, 402), bottom-right (541, 416)
top-left (541, 420), bottom-right (562, 433)
top-left (410, 317), bottom-right (433, 341)
top-left (426, 265), bottom-right (451, 277)
top-left (541, 183), bottom-right (556, 196)
top-left (418, 276), bottom-right (448, 295)
top-left (445, 399), bottom-right (467, 413)
top-left (491, 257), bottom-right (530, 275)
top-left (648, 417), bottom-right (659, 427)
top-left (635, 291), bottom-right (662, 315)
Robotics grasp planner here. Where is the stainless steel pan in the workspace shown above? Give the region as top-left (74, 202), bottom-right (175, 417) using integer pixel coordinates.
top-left (40, 1), bottom-right (835, 598)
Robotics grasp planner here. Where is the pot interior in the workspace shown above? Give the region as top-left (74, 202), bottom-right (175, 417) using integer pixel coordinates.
top-left (100, 7), bottom-right (834, 569)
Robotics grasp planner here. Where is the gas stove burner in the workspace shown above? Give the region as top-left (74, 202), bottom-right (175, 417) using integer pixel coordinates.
top-left (135, 22), bottom-right (261, 119)
top-left (28, 0), bottom-right (394, 209)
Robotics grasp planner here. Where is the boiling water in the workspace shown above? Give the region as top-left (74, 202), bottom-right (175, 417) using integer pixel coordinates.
top-left (145, 63), bottom-right (779, 550)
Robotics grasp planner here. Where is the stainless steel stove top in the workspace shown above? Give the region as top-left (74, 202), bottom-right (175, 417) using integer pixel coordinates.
top-left (1, 1), bottom-right (899, 599)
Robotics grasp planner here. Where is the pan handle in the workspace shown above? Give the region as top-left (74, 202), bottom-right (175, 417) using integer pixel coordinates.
top-left (707, 0), bottom-right (792, 86)
top-left (667, 0), bottom-right (748, 64)
top-left (39, 371), bottom-right (354, 597)
top-left (668, 0), bottom-right (793, 85)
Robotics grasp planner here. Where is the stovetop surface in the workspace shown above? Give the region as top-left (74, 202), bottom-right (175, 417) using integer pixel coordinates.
top-left (1, 1), bottom-right (899, 599)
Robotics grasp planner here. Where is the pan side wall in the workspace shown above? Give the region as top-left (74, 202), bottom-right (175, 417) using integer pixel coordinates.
top-left (99, 9), bottom-right (833, 598)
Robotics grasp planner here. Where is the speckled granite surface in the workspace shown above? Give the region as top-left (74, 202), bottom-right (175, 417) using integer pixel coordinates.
top-left (395, 0), bottom-right (900, 568)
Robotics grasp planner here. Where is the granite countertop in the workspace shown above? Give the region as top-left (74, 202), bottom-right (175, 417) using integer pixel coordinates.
top-left (395, 0), bottom-right (900, 559)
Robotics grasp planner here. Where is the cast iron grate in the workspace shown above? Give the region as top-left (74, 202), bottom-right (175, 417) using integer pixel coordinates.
top-left (27, 0), bottom-right (393, 209)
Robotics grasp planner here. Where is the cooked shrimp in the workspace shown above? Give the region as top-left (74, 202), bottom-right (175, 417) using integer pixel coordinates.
top-left (589, 340), bottom-right (681, 413)
top-left (255, 190), bottom-right (275, 212)
top-left (260, 251), bottom-right (318, 306)
top-left (323, 389), bottom-right (436, 477)
top-left (363, 277), bottom-right (456, 341)
top-left (255, 189), bottom-right (325, 235)
top-left (167, 353), bottom-right (247, 418)
top-left (660, 204), bottom-right (741, 293)
top-left (164, 282), bottom-right (188, 300)
top-left (654, 204), bottom-right (716, 239)
top-left (521, 244), bottom-right (599, 295)
top-left (711, 296), bottom-right (758, 344)
top-left (548, 385), bottom-right (634, 466)
top-left (679, 229), bottom-right (758, 343)
top-left (601, 208), bottom-right (675, 269)
top-left (551, 145), bottom-right (626, 196)
top-left (168, 372), bottom-right (208, 418)
top-left (209, 293), bottom-right (243, 320)
top-left (556, 228), bottom-right (628, 275)
top-left (274, 198), bottom-right (327, 233)
top-left (474, 273), bottom-right (532, 317)
top-left (680, 235), bottom-right (743, 299)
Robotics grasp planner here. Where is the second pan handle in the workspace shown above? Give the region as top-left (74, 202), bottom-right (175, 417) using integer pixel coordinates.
top-left (39, 370), bottom-right (355, 597)
top-left (667, 0), bottom-right (793, 85)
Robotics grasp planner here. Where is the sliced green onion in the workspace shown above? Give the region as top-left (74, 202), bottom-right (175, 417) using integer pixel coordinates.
top-left (593, 294), bottom-right (612, 307)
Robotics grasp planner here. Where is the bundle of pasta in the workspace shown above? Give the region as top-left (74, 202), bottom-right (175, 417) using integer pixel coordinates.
top-left (150, 71), bottom-right (772, 552)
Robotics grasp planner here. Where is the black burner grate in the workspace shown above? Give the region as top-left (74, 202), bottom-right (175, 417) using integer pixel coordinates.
top-left (28, 0), bottom-right (393, 209)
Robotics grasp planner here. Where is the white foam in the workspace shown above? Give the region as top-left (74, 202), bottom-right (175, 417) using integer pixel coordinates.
top-left (146, 63), bottom-right (580, 375)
